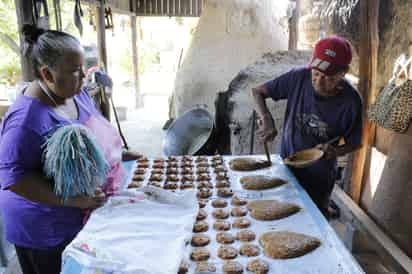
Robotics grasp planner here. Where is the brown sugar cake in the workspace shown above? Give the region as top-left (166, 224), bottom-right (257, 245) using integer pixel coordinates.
top-left (247, 258), bottom-right (269, 274)
top-left (213, 165), bottom-right (227, 173)
top-left (217, 245), bottom-right (238, 259)
top-left (211, 198), bottom-right (228, 208)
top-left (216, 232), bottom-right (235, 244)
top-left (215, 180), bottom-right (231, 188)
top-left (196, 167), bottom-right (209, 174)
top-left (232, 218), bottom-right (251, 229)
top-left (127, 181), bottom-right (141, 189)
top-left (216, 172), bottom-right (229, 180)
top-left (181, 161), bottom-right (194, 168)
top-left (236, 229), bottom-right (256, 242)
top-left (166, 167), bottom-right (178, 174)
top-left (195, 156), bottom-right (208, 162)
top-left (180, 182), bottom-right (195, 189)
top-left (197, 188), bottom-right (213, 199)
top-left (197, 181), bottom-right (213, 189)
top-left (149, 174), bottom-right (163, 182)
top-left (134, 168), bottom-right (146, 175)
top-left (163, 182), bottom-right (178, 190)
top-left (152, 163), bottom-right (165, 169)
top-left (259, 231), bottom-right (321, 259)
top-left (217, 188), bottom-right (234, 198)
top-left (182, 175), bottom-right (195, 182)
top-left (196, 262), bottom-right (216, 272)
top-left (212, 208), bottom-right (230, 219)
top-left (132, 175), bottom-right (145, 181)
top-left (193, 221), bottom-right (209, 233)
top-left (229, 158), bottom-right (271, 171)
top-left (196, 162), bottom-right (210, 168)
top-left (240, 175), bottom-right (287, 190)
top-left (190, 247), bottom-right (210, 261)
top-left (191, 233), bottom-right (210, 247)
top-left (239, 243), bottom-right (260, 257)
top-left (197, 173), bottom-right (211, 181)
top-left (231, 207), bottom-right (248, 217)
top-left (198, 199), bottom-right (208, 208)
top-left (166, 174), bottom-right (179, 182)
top-left (167, 161), bottom-right (179, 168)
top-left (247, 200), bottom-right (300, 221)
top-left (222, 261), bottom-right (243, 274)
top-left (151, 168), bottom-right (164, 175)
top-left (196, 209), bottom-right (208, 221)
top-left (231, 196), bottom-right (248, 206)
top-left (180, 167), bottom-right (193, 175)
top-left (153, 158), bottom-right (165, 163)
top-left (213, 220), bottom-right (231, 231)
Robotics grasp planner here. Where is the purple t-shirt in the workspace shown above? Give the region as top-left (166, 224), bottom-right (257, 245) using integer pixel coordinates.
top-left (0, 89), bottom-right (99, 249)
top-left (264, 67), bottom-right (362, 185)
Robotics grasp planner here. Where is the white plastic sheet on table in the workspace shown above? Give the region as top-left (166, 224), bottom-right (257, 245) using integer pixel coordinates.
top-left (61, 186), bottom-right (198, 274)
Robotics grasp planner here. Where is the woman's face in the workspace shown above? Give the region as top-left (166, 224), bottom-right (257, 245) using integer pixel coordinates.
top-left (49, 49), bottom-right (86, 98)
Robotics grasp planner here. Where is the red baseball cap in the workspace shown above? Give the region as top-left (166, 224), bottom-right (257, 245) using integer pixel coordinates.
top-left (309, 36), bottom-right (352, 76)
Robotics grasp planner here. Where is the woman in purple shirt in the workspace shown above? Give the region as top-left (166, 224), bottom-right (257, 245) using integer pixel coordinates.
top-left (0, 25), bottom-right (141, 274)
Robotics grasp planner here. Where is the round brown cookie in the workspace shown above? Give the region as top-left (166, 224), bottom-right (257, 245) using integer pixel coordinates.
top-left (196, 167), bottom-right (209, 174)
top-left (196, 162), bottom-right (209, 168)
top-left (222, 261), bottom-right (243, 274)
top-left (167, 162), bottom-right (179, 168)
top-left (197, 209), bottom-right (208, 221)
top-left (198, 199), bottom-right (208, 208)
top-left (152, 163), bottom-right (165, 169)
top-left (197, 188), bottom-right (213, 199)
top-left (153, 158), bottom-right (165, 163)
top-left (216, 172), bottom-right (229, 180)
top-left (132, 175), bottom-right (145, 181)
top-left (181, 161), bottom-right (194, 168)
top-left (218, 245), bottom-right (238, 259)
top-left (196, 262), bottom-right (216, 273)
top-left (191, 233), bottom-right (210, 247)
top-left (182, 155), bottom-right (193, 161)
top-left (178, 259), bottom-right (190, 274)
top-left (247, 258), bottom-right (269, 274)
top-left (213, 220), bottom-right (231, 231)
top-left (163, 182), bottom-right (178, 190)
top-left (166, 167), bottom-right (178, 174)
top-left (151, 169), bottom-right (164, 175)
top-left (149, 174), bottom-right (163, 182)
top-left (134, 168), bottom-right (146, 175)
top-left (197, 181), bottom-right (213, 189)
top-left (213, 165), bottom-right (227, 172)
top-left (239, 243), bottom-right (260, 257)
top-left (195, 156), bottom-right (208, 162)
top-left (216, 232), bottom-right (235, 244)
top-left (180, 167), bottom-right (193, 175)
top-left (215, 180), bottom-right (231, 188)
top-left (231, 207), bottom-right (248, 217)
top-left (167, 156), bottom-right (178, 161)
top-left (233, 218), bottom-right (251, 229)
top-left (211, 199), bottom-right (228, 208)
top-left (180, 182), bottom-right (195, 189)
top-left (231, 196), bottom-right (248, 206)
top-left (166, 174), bottom-right (179, 182)
top-left (236, 229), bottom-right (256, 242)
top-left (190, 247), bottom-right (210, 261)
top-left (148, 181), bottom-right (162, 188)
top-left (127, 181), bottom-right (141, 189)
top-left (211, 160), bottom-right (223, 167)
top-left (217, 188), bottom-right (234, 198)
top-left (197, 173), bottom-right (211, 181)
top-left (137, 162), bottom-right (149, 169)
top-left (212, 208), bottom-right (229, 219)
top-left (193, 221), bottom-right (209, 233)
top-left (182, 175), bottom-right (195, 182)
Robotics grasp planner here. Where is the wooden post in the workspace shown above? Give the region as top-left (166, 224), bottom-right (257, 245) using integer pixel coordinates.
top-left (288, 0), bottom-right (300, 50)
top-left (96, 0), bottom-right (108, 71)
top-left (131, 15), bottom-right (143, 108)
top-left (14, 0), bottom-right (35, 81)
top-left (350, 0), bottom-right (380, 203)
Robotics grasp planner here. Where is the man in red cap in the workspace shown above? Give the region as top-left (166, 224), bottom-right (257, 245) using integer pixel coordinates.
top-left (252, 36), bottom-right (363, 217)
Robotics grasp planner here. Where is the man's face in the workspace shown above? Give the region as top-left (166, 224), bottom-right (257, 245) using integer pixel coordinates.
top-left (311, 69), bottom-right (345, 97)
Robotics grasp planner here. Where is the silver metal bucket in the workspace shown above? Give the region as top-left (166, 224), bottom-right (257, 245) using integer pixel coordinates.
top-left (163, 107), bottom-right (214, 156)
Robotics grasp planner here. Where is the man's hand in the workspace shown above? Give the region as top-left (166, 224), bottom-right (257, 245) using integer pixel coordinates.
top-left (122, 150), bottom-right (144, 161)
top-left (66, 188), bottom-right (106, 209)
top-left (257, 114), bottom-right (278, 142)
top-left (316, 143), bottom-right (339, 160)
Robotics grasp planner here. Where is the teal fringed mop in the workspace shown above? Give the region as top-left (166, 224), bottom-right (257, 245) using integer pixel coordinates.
top-left (42, 124), bottom-right (110, 203)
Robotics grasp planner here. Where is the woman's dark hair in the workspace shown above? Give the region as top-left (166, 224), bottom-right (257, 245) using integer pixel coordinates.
top-left (22, 24), bottom-right (82, 79)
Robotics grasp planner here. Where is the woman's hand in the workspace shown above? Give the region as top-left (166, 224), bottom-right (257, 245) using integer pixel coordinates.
top-left (66, 188), bottom-right (106, 209)
top-left (122, 150), bottom-right (144, 161)
top-left (257, 115), bottom-right (278, 143)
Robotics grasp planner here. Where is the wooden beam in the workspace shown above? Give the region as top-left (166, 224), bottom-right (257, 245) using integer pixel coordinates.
top-left (96, 1), bottom-right (108, 71)
top-left (332, 187), bottom-right (412, 274)
top-left (288, 0), bottom-right (300, 50)
top-left (350, 0), bottom-right (379, 203)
